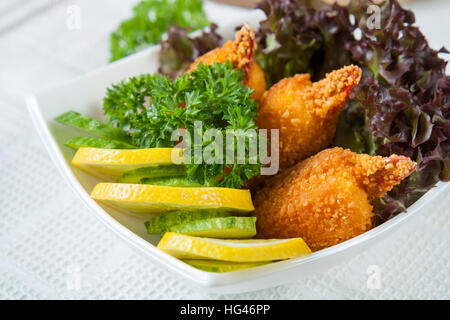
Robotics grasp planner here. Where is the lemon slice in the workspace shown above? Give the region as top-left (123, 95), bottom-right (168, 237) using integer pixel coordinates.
top-left (157, 233), bottom-right (311, 262)
top-left (91, 183), bottom-right (254, 214)
top-left (71, 147), bottom-right (183, 179)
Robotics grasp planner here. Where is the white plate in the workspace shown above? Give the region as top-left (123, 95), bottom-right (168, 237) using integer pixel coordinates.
top-left (26, 10), bottom-right (449, 294)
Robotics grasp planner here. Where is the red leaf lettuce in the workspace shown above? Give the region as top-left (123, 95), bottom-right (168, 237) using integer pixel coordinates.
top-left (256, 0), bottom-right (449, 224)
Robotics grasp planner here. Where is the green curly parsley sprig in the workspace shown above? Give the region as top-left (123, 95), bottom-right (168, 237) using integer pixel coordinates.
top-left (103, 62), bottom-right (261, 188)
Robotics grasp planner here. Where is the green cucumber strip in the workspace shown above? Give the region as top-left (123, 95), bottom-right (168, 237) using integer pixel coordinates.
top-left (54, 111), bottom-right (131, 143)
top-left (140, 176), bottom-right (216, 187)
top-left (183, 260), bottom-right (269, 273)
top-left (64, 136), bottom-right (136, 149)
top-left (118, 165), bottom-right (186, 183)
top-left (163, 217), bottom-right (257, 239)
top-left (145, 210), bottom-right (236, 234)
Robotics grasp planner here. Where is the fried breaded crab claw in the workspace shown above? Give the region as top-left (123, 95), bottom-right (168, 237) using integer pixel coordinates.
top-left (186, 23), bottom-right (266, 100)
top-left (253, 147), bottom-right (417, 251)
top-left (256, 65), bottom-right (362, 171)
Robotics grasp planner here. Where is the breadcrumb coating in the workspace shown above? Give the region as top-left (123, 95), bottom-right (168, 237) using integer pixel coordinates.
top-left (256, 65), bottom-right (362, 170)
top-left (253, 148), bottom-right (417, 251)
top-left (186, 24), bottom-right (266, 100)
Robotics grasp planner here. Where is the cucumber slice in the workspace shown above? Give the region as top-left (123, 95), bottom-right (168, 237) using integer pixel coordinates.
top-left (118, 165), bottom-right (186, 183)
top-left (164, 217), bottom-right (257, 238)
top-left (65, 136), bottom-right (136, 149)
top-left (55, 111), bottom-right (131, 143)
top-left (183, 260), bottom-right (268, 273)
top-left (141, 176), bottom-right (216, 187)
top-left (145, 210), bottom-right (236, 234)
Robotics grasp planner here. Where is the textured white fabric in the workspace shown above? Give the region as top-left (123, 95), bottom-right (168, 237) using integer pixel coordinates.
top-left (0, 0), bottom-right (449, 299)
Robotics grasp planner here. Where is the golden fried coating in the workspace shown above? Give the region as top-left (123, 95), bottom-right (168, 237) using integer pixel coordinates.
top-left (253, 148), bottom-right (417, 251)
top-left (256, 65), bottom-right (362, 170)
top-left (186, 24), bottom-right (266, 100)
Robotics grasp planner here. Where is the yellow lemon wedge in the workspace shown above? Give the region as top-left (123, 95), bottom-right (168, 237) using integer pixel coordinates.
top-left (90, 183), bottom-right (254, 214)
top-left (71, 147), bottom-right (183, 180)
top-left (157, 233), bottom-right (312, 262)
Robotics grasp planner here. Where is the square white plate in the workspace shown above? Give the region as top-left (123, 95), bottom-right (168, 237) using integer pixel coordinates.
top-left (26, 10), bottom-right (449, 294)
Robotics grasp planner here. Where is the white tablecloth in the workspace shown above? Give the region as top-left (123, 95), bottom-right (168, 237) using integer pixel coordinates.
top-left (0, 0), bottom-right (449, 299)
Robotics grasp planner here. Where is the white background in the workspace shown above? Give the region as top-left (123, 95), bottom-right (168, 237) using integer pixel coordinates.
top-left (0, 0), bottom-right (449, 299)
